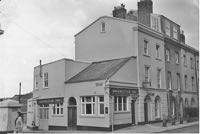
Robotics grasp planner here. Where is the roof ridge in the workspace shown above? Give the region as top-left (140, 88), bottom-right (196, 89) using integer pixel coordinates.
top-left (92, 56), bottom-right (135, 63)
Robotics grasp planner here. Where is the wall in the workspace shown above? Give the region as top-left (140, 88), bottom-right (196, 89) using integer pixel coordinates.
top-left (0, 108), bottom-right (8, 131)
top-left (75, 16), bottom-right (138, 62)
top-left (137, 28), bottom-right (166, 89)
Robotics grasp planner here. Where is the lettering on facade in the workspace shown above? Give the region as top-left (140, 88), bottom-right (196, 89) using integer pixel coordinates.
top-left (37, 97), bottom-right (64, 105)
top-left (110, 88), bottom-right (138, 96)
top-left (95, 82), bottom-right (103, 87)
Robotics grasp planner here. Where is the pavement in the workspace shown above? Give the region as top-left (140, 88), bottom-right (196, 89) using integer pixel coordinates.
top-left (22, 121), bottom-right (199, 133)
top-left (113, 121), bottom-right (199, 133)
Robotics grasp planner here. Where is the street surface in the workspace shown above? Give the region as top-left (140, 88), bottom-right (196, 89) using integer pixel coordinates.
top-left (161, 124), bottom-right (199, 133)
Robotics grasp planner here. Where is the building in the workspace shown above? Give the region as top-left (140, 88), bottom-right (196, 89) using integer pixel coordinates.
top-left (27, 59), bottom-right (89, 130)
top-left (27, 0), bottom-right (199, 131)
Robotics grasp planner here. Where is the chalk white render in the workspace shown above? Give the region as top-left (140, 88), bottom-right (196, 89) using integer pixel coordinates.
top-left (27, 0), bottom-right (199, 131)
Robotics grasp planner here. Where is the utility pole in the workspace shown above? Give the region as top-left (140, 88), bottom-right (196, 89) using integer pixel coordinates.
top-left (19, 82), bottom-right (21, 103)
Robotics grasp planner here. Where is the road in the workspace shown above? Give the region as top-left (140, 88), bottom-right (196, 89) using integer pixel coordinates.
top-left (161, 124), bottom-right (199, 133)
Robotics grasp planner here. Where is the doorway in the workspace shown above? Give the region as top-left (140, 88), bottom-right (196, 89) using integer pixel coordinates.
top-left (68, 97), bottom-right (77, 130)
top-left (144, 95), bottom-right (151, 124)
top-left (131, 100), bottom-right (135, 124)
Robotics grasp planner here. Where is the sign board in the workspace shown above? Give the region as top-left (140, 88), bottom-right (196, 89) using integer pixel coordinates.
top-left (37, 97), bottom-right (63, 105)
top-left (110, 88), bottom-right (138, 96)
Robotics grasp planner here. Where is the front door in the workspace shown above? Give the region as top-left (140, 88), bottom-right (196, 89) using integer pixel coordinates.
top-left (131, 100), bottom-right (135, 124)
top-left (68, 107), bottom-right (77, 130)
top-left (144, 102), bottom-right (148, 123)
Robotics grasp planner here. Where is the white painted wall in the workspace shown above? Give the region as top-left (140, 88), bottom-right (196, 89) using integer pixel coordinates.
top-left (75, 16), bottom-right (138, 62)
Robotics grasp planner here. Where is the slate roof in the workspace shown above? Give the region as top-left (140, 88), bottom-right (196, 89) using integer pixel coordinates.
top-left (66, 57), bottom-right (134, 83)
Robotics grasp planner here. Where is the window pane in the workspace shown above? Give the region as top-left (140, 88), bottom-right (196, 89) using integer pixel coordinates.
top-left (123, 96), bottom-right (127, 111)
top-left (82, 104), bottom-right (85, 114)
top-left (100, 104), bottom-right (104, 114)
top-left (61, 108), bottom-right (63, 114)
top-left (99, 96), bottom-right (104, 102)
top-left (82, 97), bottom-right (84, 102)
top-left (93, 97), bottom-right (95, 102)
top-left (86, 104), bottom-right (92, 114)
top-left (86, 97), bottom-right (91, 102)
top-left (57, 108), bottom-right (59, 114)
top-left (114, 96), bottom-right (117, 111)
top-left (118, 96), bottom-right (122, 111)
top-left (53, 107), bottom-right (55, 114)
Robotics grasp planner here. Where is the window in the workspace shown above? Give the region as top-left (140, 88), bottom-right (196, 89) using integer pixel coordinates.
top-left (185, 99), bottom-right (189, 107)
top-left (34, 75), bottom-right (38, 89)
top-left (81, 96), bottom-right (95, 115)
top-left (43, 73), bottom-right (48, 88)
top-left (157, 69), bottom-right (161, 88)
top-left (156, 45), bottom-right (160, 59)
top-left (167, 72), bottom-right (172, 90)
top-left (184, 75), bottom-right (187, 91)
top-left (145, 66), bottom-right (150, 82)
top-left (39, 104), bottom-right (49, 119)
top-left (98, 96), bottom-right (104, 115)
top-left (175, 52), bottom-right (179, 64)
top-left (166, 49), bottom-right (170, 61)
top-left (183, 55), bottom-right (187, 67)
top-left (192, 77), bottom-right (194, 91)
top-left (100, 22), bottom-right (105, 33)
top-left (173, 25), bottom-right (178, 39)
top-left (155, 96), bottom-right (161, 118)
top-left (114, 96), bottom-right (128, 112)
top-left (190, 57), bottom-right (194, 69)
top-left (144, 40), bottom-right (149, 55)
top-left (165, 20), bottom-right (170, 36)
top-left (52, 103), bottom-right (63, 115)
top-left (177, 73), bottom-right (180, 90)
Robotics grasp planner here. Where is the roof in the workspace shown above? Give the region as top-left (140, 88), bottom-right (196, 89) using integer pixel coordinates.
top-left (66, 56), bottom-right (135, 83)
top-left (0, 99), bottom-right (22, 108)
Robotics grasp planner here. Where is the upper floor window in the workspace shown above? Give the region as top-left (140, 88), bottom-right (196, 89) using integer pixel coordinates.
top-left (145, 66), bottom-right (150, 82)
top-left (177, 73), bottom-right (180, 90)
top-left (190, 57), bottom-right (194, 69)
top-left (114, 96), bottom-right (128, 112)
top-left (156, 45), bottom-right (160, 59)
top-left (43, 73), bottom-right (48, 88)
top-left (175, 52), bottom-right (179, 64)
top-left (165, 20), bottom-right (170, 36)
top-left (183, 55), bottom-right (187, 67)
top-left (184, 75), bottom-right (187, 91)
top-left (167, 71), bottom-right (172, 90)
top-left (166, 49), bottom-right (170, 61)
top-left (100, 22), bottom-right (106, 33)
top-left (192, 77), bottom-right (194, 91)
top-left (34, 75), bottom-right (38, 89)
top-left (144, 40), bottom-right (149, 55)
top-left (157, 69), bottom-right (161, 88)
top-left (173, 25), bottom-right (178, 39)
top-left (81, 96), bottom-right (95, 115)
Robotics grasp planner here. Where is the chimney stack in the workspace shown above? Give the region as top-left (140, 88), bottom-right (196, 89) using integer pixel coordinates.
top-left (180, 30), bottom-right (185, 44)
top-left (113, 3), bottom-right (127, 19)
top-left (138, 0), bottom-right (153, 26)
top-left (40, 60), bottom-right (42, 77)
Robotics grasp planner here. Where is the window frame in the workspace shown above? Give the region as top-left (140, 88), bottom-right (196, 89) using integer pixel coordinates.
top-left (175, 52), bottom-right (179, 64)
top-left (145, 66), bottom-right (150, 82)
top-left (114, 96), bottom-right (128, 112)
top-left (177, 73), bottom-right (181, 90)
top-left (184, 75), bottom-right (187, 91)
top-left (100, 22), bottom-right (106, 33)
top-left (183, 55), bottom-right (187, 67)
top-left (98, 96), bottom-right (105, 116)
top-left (191, 77), bottom-right (194, 91)
top-left (165, 20), bottom-right (170, 36)
top-left (166, 49), bottom-right (170, 61)
top-left (173, 25), bottom-right (178, 39)
top-left (168, 71), bottom-right (172, 90)
top-left (190, 57), bottom-right (194, 69)
top-left (43, 72), bottom-right (48, 88)
top-left (155, 98), bottom-right (161, 118)
top-left (156, 44), bottom-right (160, 59)
top-left (39, 104), bottom-right (49, 119)
top-left (81, 96), bottom-right (95, 116)
top-left (157, 69), bottom-right (161, 88)
top-left (143, 40), bottom-right (149, 56)
top-left (52, 103), bottom-right (63, 116)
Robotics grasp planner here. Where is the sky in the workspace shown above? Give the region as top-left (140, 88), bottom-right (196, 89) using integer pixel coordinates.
top-left (0, 0), bottom-right (199, 98)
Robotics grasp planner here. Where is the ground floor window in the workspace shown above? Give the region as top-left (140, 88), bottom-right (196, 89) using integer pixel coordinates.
top-left (39, 104), bottom-right (49, 119)
top-left (114, 96), bottom-right (128, 112)
top-left (52, 103), bottom-right (63, 115)
top-left (98, 96), bottom-right (104, 115)
top-left (81, 96), bottom-right (95, 115)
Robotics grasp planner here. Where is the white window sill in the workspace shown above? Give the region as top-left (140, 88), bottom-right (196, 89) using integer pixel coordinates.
top-left (51, 114), bottom-right (64, 117)
top-left (143, 54), bottom-right (150, 57)
top-left (114, 111), bottom-right (130, 114)
top-left (80, 115), bottom-right (105, 118)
